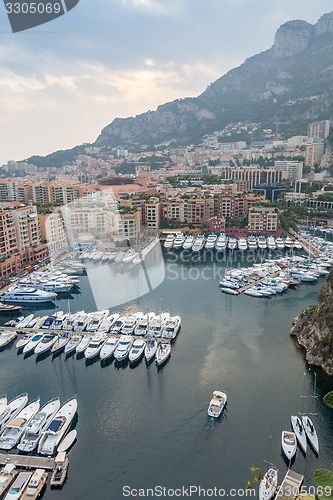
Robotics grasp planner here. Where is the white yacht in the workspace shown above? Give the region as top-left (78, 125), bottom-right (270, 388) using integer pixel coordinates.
top-left (267, 236), bottom-right (276, 251)
top-left (18, 397), bottom-right (61, 452)
top-left (1, 287), bottom-right (57, 304)
top-left (61, 311), bottom-right (84, 331)
top-left (51, 332), bottom-right (71, 354)
top-left (227, 236), bottom-right (237, 250)
top-left (247, 235), bottom-right (257, 250)
top-left (109, 316), bottom-right (126, 334)
top-left (182, 235), bottom-right (195, 250)
top-left (85, 310), bottom-right (109, 333)
top-left (258, 467), bottom-right (278, 500)
top-left (113, 335), bottom-right (133, 362)
top-left (21, 468), bottom-right (47, 499)
top-left (73, 312), bottom-right (89, 332)
top-left (215, 234), bottom-right (227, 252)
top-left (291, 415), bottom-right (307, 453)
top-left (38, 398), bottom-right (77, 456)
top-left (192, 235), bottom-right (205, 252)
top-left (75, 335), bottom-right (91, 354)
top-left (0, 464), bottom-right (17, 498)
top-left (284, 236), bottom-right (294, 248)
top-left (121, 313), bottom-right (143, 335)
top-left (281, 430), bottom-right (297, 460)
top-left (207, 390), bottom-right (227, 418)
top-left (0, 331), bottom-right (17, 349)
top-left (0, 399), bottom-right (40, 450)
top-left (162, 316), bottom-right (181, 340)
top-left (128, 339), bottom-right (146, 364)
top-left (4, 471), bottom-right (31, 500)
top-left (155, 342), bottom-right (171, 366)
top-left (144, 338), bottom-right (158, 363)
top-left (15, 314), bottom-right (34, 329)
top-left (0, 394), bottom-right (28, 432)
top-left (172, 232), bottom-right (185, 250)
top-left (205, 234), bottom-right (217, 250)
top-left (97, 313), bottom-right (120, 334)
top-left (275, 237), bottom-right (285, 250)
top-left (134, 312), bottom-right (155, 336)
top-left (302, 416), bottom-right (319, 454)
top-left (122, 249), bottom-right (136, 264)
top-left (22, 334), bottom-right (44, 355)
top-left (238, 237), bottom-right (248, 251)
top-left (35, 334), bottom-right (57, 355)
top-left (257, 235), bottom-right (267, 250)
top-left (16, 334), bottom-right (34, 350)
top-left (163, 234), bottom-right (175, 249)
top-left (64, 334), bottom-right (82, 355)
top-left (100, 336), bottom-right (118, 360)
top-left (84, 334), bottom-right (106, 360)
top-left (146, 312), bottom-right (170, 338)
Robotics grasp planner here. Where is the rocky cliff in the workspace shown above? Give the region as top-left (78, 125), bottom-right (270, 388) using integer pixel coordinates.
top-left (290, 270), bottom-right (333, 376)
top-left (96, 11), bottom-right (333, 148)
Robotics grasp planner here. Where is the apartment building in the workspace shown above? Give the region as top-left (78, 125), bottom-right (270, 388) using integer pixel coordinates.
top-left (142, 197), bottom-right (161, 230)
top-left (248, 207), bottom-right (279, 234)
top-left (274, 160), bottom-right (303, 180)
top-left (0, 210), bottom-right (17, 257)
top-left (162, 199), bottom-right (185, 223)
top-left (38, 212), bottom-right (68, 255)
top-left (305, 143), bottom-right (325, 168)
top-left (307, 120), bottom-right (331, 142)
top-left (212, 167), bottom-right (283, 189)
top-left (11, 206), bottom-right (41, 251)
top-left (106, 209), bottom-right (141, 240)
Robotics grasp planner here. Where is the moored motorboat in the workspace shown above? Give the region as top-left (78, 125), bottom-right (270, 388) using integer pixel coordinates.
top-left (0, 464), bottom-right (17, 498)
top-left (18, 397), bottom-right (61, 453)
top-left (20, 468), bottom-right (47, 499)
top-left (155, 341), bottom-right (171, 366)
top-left (4, 471), bottom-right (31, 499)
top-left (0, 399), bottom-right (40, 450)
top-left (301, 415), bottom-right (319, 454)
top-left (128, 338), bottom-right (146, 364)
top-left (114, 335), bottom-right (133, 362)
top-left (51, 332), bottom-right (70, 354)
top-left (100, 336), bottom-right (118, 360)
top-left (34, 333), bottom-right (57, 355)
top-left (84, 334), bottom-right (106, 360)
top-left (64, 334), bottom-right (82, 355)
top-left (146, 312), bottom-right (170, 338)
top-left (16, 333), bottom-right (34, 350)
top-left (38, 398), bottom-right (77, 456)
top-left (0, 393), bottom-right (28, 432)
top-left (58, 429), bottom-right (77, 453)
top-left (134, 312), bottom-right (155, 336)
top-left (50, 452), bottom-right (69, 488)
top-left (220, 287), bottom-right (239, 295)
top-left (291, 415), bottom-right (307, 453)
top-left (207, 390), bottom-right (227, 418)
top-left (162, 315), bottom-right (181, 340)
top-left (281, 430), bottom-right (297, 460)
top-left (22, 335), bottom-right (44, 355)
top-left (163, 234), bottom-right (175, 249)
top-left (144, 338), bottom-right (158, 363)
top-left (75, 335), bottom-right (91, 355)
top-left (0, 330), bottom-right (17, 349)
top-left (258, 467), bottom-right (278, 500)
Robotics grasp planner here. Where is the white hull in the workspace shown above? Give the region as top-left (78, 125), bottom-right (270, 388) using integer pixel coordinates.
top-left (114, 335), bottom-right (133, 361)
top-left (38, 398), bottom-right (77, 456)
top-left (64, 335), bottom-right (82, 355)
top-left (22, 335), bottom-right (44, 355)
top-left (100, 337), bottom-right (118, 360)
top-left (281, 430), bottom-right (297, 460)
top-left (155, 342), bottom-right (171, 366)
top-left (84, 335), bottom-right (105, 359)
top-left (0, 331), bottom-right (17, 349)
top-left (129, 339), bottom-right (146, 363)
top-left (0, 399), bottom-right (40, 450)
top-left (18, 397), bottom-right (61, 453)
top-left (302, 416), bottom-right (319, 453)
top-left (144, 339), bottom-right (158, 362)
top-left (258, 468), bottom-right (278, 500)
top-left (35, 334), bottom-right (57, 355)
top-left (207, 391), bottom-right (227, 418)
top-left (291, 415), bottom-right (307, 453)
top-left (0, 393), bottom-right (28, 432)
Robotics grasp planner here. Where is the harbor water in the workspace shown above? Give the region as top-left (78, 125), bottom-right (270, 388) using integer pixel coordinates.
top-left (1, 245), bottom-right (333, 499)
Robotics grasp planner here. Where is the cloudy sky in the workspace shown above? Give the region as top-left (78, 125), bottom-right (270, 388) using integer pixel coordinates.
top-left (0, 0), bottom-right (332, 165)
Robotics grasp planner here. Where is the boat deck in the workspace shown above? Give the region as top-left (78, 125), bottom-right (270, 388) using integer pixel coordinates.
top-left (0, 453), bottom-right (55, 470)
top-left (275, 469), bottom-right (304, 499)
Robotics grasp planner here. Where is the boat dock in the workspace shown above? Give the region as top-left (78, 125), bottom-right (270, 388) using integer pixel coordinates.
top-left (0, 453), bottom-right (55, 470)
top-left (236, 271), bottom-right (281, 293)
top-left (275, 469), bottom-right (304, 499)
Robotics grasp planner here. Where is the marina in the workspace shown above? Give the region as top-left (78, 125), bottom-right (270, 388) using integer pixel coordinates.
top-left (0, 453), bottom-right (55, 470)
top-left (0, 236), bottom-right (332, 498)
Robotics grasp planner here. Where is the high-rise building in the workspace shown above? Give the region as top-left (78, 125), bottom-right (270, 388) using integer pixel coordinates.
top-left (307, 120), bottom-right (331, 142)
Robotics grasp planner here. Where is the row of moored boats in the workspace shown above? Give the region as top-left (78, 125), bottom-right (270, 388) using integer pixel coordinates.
top-left (164, 233), bottom-right (303, 252)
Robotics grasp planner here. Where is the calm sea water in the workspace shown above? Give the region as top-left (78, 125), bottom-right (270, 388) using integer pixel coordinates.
top-left (1, 246), bottom-right (333, 499)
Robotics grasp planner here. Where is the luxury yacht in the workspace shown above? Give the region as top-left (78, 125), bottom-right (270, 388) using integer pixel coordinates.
top-left (192, 235), bottom-right (205, 252)
top-left (100, 336), bottom-right (118, 360)
top-left (162, 316), bottom-right (181, 340)
top-left (172, 232), bottom-right (185, 250)
top-left (84, 334), bottom-right (106, 360)
top-left (0, 399), bottom-right (40, 450)
top-left (38, 398), bottom-right (77, 456)
top-left (163, 234), bottom-right (175, 249)
top-left (0, 393), bottom-right (28, 432)
top-left (238, 237), bottom-right (248, 251)
top-left (182, 235), bottom-right (195, 250)
top-left (215, 234), bottom-right (227, 252)
top-left (1, 287), bottom-right (56, 304)
top-left (227, 236), bottom-right (237, 250)
top-left (113, 335), bottom-right (133, 362)
top-left (205, 234), bottom-right (217, 250)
